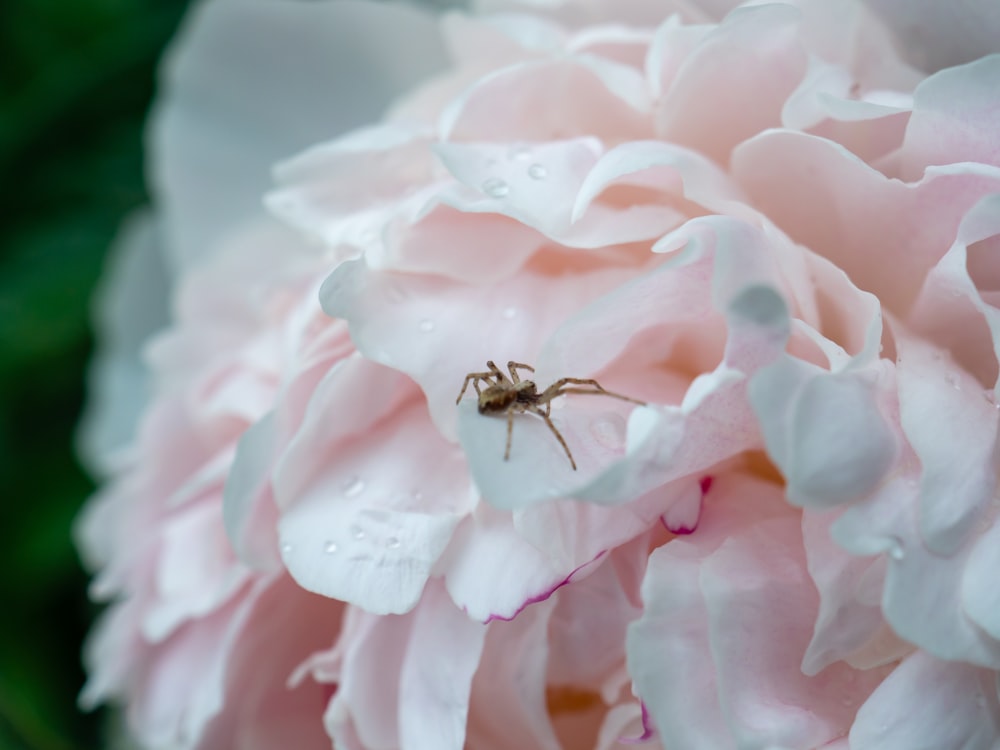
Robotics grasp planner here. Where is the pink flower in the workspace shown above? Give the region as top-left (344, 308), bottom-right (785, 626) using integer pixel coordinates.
top-left (77, 0), bottom-right (1000, 748)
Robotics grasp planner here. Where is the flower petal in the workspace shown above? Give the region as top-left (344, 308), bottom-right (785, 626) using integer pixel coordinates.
top-left (152, 0), bottom-right (447, 270)
top-left (278, 402), bottom-right (467, 615)
top-left (850, 651), bottom-right (1000, 749)
top-left (399, 581), bottom-right (487, 750)
top-left (900, 55), bottom-right (1000, 180)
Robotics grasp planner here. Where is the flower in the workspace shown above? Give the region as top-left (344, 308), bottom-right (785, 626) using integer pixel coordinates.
top-left (77, 0), bottom-right (1000, 748)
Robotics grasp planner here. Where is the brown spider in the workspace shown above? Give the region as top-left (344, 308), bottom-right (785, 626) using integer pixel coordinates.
top-left (456, 360), bottom-right (645, 470)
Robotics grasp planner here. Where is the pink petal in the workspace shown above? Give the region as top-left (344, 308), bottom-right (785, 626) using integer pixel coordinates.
top-left (441, 505), bottom-right (569, 622)
top-left (277, 402), bottom-right (467, 615)
top-left (398, 581), bottom-right (487, 750)
top-left (626, 474), bottom-right (795, 750)
top-left (144, 500), bottom-right (250, 642)
top-left (701, 516), bottom-right (888, 749)
top-left (655, 3), bottom-right (808, 165)
top-left (895, 331), bottom-right (1000, 555)
top-left (833, 468), bottom-right (1000, 667)
top-left (750, 357), bottom-right (899, 508)
top-left (900, 56), bottom-right (1000, 180)
top-left (800, 510), bottom-right (892, 675)
top-left (850, 651), bottom-right (1000, 749)
top-left (732, 129), bottom-right (1000, 313)
top-left (907, 194), bottom-right (1000, 388)
top-left (467, 600), bottom-right (562, 750)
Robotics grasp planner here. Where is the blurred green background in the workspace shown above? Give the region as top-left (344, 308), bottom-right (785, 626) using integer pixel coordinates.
top-left (0, 0), bottom-right (190, 747)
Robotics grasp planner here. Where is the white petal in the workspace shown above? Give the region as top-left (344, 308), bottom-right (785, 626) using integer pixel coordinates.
top-left (152, 0), bottom-right (447, 270)
top-left (77, 213), bottom-right (170, 476)
top-left (399, 581), bottom-right (486, 750)
top-left (850, 651), bottom-right (1000, 749)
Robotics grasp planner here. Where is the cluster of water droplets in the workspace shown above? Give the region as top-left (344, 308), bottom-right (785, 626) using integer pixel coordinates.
top-left (479, 144), bottom-right (549, 200)
top-left (279, 476), bottom-right (421, 559)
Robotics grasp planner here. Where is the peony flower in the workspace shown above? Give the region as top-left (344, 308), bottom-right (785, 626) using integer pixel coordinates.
top-left (77, 0), bottom-right (1000, 748)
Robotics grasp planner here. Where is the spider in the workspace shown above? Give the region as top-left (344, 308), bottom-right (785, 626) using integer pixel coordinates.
top-left (456, 360), bottom-right (645, 470)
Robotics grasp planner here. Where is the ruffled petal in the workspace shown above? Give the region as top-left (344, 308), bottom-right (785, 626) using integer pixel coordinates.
top-left (278, 401), bottom-right (467, 615)
top-left (398, 581), bottom-right (486, 750)
top-left (900, 55), bottom-right (1000, 180)
top-left (655, 4), bottom-right (808, 165)
top-left (732, 129), bottom-right (1000, 313)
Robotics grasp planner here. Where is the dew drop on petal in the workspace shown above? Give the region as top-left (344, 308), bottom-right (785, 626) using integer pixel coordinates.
top-left (482, 177), bottom-right (510, 198)
top-left (351, 525), bottom-right (366, 541)
top-left (323, 541), bottom-right (338, 554)
top-left (590, 414), bottom-right (627, 450)
top-left (508, 145), bottom-right (532, 162)
top-left (945, 373), bottom-right (961, 390)
top-left (885, 536), bottom-right (905, 561)
top-left (342, 477), bottom-right (365, 498)
top-left (386, 537), bottom-right (400, 549)
top-left (527, 163), bottom-right (548, 180)
top-left (281, 542), bottom-right (293, 555)
top-left (419, 318), bottom-right (435, 333)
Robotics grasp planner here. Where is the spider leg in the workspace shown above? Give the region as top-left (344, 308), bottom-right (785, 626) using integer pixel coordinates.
top-left (487, 360), bottom-right (511, 384)
top-left (507, 361), bottom-right (535, 385)
top-left (503, 405), bottom-right (518, 461)
top-left (542, 378), bottom-right (645, 406)
top-left (527, 404), bottom-right (577, 471)
top-left (457, 371), bottom-right (498, 403)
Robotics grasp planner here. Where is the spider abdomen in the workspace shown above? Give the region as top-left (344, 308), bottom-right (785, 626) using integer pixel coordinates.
top-left (478, 381), bottom-right (536, 414)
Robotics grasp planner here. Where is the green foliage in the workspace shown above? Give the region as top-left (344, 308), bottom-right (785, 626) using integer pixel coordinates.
top-left (0, 0), bottom-right (190, 747)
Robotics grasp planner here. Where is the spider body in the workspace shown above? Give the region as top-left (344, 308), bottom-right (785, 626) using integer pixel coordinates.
top-left (477, 379), bottom-right (537, 414)
top-left (456, 360), bottom-right (644, 470)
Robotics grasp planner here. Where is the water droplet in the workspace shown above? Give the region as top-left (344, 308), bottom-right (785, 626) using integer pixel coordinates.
top-left (945, 373), bottom-right (961, 390)
top-left (590, 414), bottom-right (627, 450)
top-left (508, 145), bottom-right (532, 162)
top-left (342, 477), bottom-right (365, 498)
top-left (885, 537), bottom-right (905, 561)
top-left (323, 541), bottom-right (338, 554)
top-left (501, 307), bottom-right (518, 320)
top-left (419, 318), bottom-right (435, 333)
top-left (527, 163), bottom-right (548, 180)
top-left (482, 177), bottom-right (509, 198)
top-left (386, 537), bottom-right (401, 549)
top-left (351, 525), bottom-right (366, 541)
top-left (281, 542), bottom-right (293, 555)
